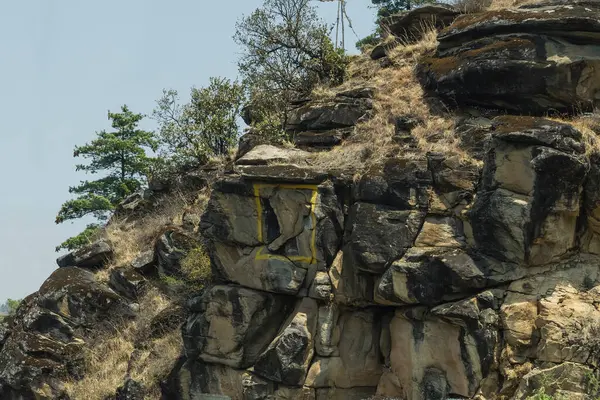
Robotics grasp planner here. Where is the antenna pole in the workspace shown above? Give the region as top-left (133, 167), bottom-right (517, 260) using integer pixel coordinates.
top-left (341, 0), bottom-right (345, 50)
top-left (335, 0), bottom-right (341, 49)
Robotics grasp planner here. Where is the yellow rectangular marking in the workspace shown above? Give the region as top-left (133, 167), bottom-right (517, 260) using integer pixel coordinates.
top-left (253, 183), bottom-right (319, 264)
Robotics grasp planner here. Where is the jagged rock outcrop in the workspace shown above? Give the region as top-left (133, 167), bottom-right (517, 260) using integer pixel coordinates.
top-left (56, 240), bottom-right (113, 269)
top-left (177, 104), bottom-right (600, 399)
top-left (372, 3), bottom-right (460, 60)
top-left (419, 1), bottom-right (600, 114)
top-left (286, 88), bottom-right (374, 150)
top-left (0, 267), bottom-right (133, 399)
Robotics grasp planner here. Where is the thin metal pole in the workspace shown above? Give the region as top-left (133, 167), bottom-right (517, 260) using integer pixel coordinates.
top-left (335, 0), bottom-right (341, 49)
top-left (341, 0), bottom-right (345, 50)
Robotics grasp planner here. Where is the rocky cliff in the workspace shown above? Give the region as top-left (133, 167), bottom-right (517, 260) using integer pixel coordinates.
top-left (3, 1), bottom-right (600, 399)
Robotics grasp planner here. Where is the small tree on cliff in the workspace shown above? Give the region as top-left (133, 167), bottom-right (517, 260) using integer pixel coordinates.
top-left (234, 0), bottom-right (347, 138)
top-left (55, 105), bottom-right (157, 252)
top-left (152, 77), bottom-right (245, 170)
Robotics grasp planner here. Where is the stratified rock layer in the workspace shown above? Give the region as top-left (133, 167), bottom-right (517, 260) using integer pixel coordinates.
top-left (419, 1), bottom-right (600, 114)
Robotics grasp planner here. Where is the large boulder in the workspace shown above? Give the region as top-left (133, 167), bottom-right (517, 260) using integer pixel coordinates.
top-left (419, 2), bottom-right (600, 114)
top-left (466, 117), bottom-right (587, 266)
top-left (200, 176), bottom-right (344, 295)
top-left (378, 292), bottom-right (500, 400)
top-left (183, 285), bottom-right (294, 368)
top-left (0, 267), bottom-right (131, 399)
top-left (254, 298), bottom-right (318, 386)
top-left (286, 88), bottom-right (374, 149)
top-left (56, 239), bottom-right (113, 269)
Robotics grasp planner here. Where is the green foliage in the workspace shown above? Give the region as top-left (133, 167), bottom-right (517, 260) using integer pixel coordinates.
top-left (372, 0), bottom-right (434, 17)
top-left (0, 298), bottom-right (22, 316)
top-left (55, 223), bottom-right (102, 252)
top-left (355, 33), bottom-right (380, 51)
top-left (56, 105), bottom-right (157, 252)
top-left (152, 77), bottom-right (245, 169)
top-left (180, 246), bottom-right (212, 284)
top-left (526, 387), bottom-right (554, 400)
top-left (234, 0), bottom-right (348, 138)
top-left (524, 371), bottom-right (600, 400)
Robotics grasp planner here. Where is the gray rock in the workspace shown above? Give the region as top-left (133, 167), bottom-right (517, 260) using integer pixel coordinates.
top-left (308, 272), bottom-right (332, 300)
top-left (109, 267), bottom-right (147, 300)
top-left (115, 378), bottom-right (144, 400)
top-left (236, 145), bottom-right (309, 166)
top-left (56, 239), bottom-right (113, 269)
top-left (254, 298), bottom-right (318, 386)
top-left (382, 3), bottom-right (459, 43)
top-left (419, 3), bottom-right (600, 113)
top-left (156, 230), bottom-right (196, 276)
top-left (375, 248), bottom-right (486, 305)
top-left (467, 117), bottom-right (587, 265)
top-left (344, 202), bottom-right (425, 274)
top-left (183, 285), bottom-right (294, 368)
top-left (130, 250), bottom-right (156, 274)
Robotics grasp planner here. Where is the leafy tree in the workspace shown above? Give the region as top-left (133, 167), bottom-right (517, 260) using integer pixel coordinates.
top-left (372, 0), bottom-right (434, 16)
top-left (55, 105), bottom-right (157, 252)
top-left (0, 298), bottom-right (21, 316)
top-left (152, 77), bottom-right (245, 169)
top-left (234, 0), bottom-right (347, 137)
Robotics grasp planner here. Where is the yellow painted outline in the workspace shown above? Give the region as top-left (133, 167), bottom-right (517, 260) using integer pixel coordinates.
top-left (253, 183), bottom-right (318, 264)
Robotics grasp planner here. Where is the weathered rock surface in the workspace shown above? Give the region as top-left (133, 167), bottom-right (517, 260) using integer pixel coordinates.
top-left (183, 285), bottom-right (293, 368)
top-left (372, 4), bottom-right (459, 60)
top-left (12, 4), bottom-right (600, 400)
top-left (188, 98), bottom-right (600, 399)
top-left (56, 239), bottom-right (113, 269)
top-left (419, 1), bottom-right (600, 114)
top-left (0, 267), bottom-right (131, 399)
top-left (236, 145), bottom-right (309, 166)
top-left (286, 88), bottom-right (374, 149)
top-left (109, 267), bottom-right (147, 300)
top-left (254, 298), bottom-right (318, 386)
top-left (200, 176), bottom-right (343, 295)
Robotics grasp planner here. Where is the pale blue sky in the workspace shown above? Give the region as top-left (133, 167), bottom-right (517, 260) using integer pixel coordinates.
top-left (0, 0), bottom-right (375, 300)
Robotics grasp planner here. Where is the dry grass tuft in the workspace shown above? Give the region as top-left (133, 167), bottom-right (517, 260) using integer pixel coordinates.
top-left (95, 188), bottom-right (210, 282)
top-left (303, 28), bottom-right (472, 173)
top-left (559, 115), bottom-right (600, 157)
top-left (64, 288), bottom-right (180, 400)
top-left (486, 0), bottom-right (536, 10)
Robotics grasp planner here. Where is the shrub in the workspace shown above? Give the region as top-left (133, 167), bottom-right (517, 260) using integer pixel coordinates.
top-left (180, 246), bottom-right (212, 284)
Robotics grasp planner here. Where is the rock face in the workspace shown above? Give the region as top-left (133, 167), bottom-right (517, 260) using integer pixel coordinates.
top-left (0, 267), bottom-right (131, 399)
top-left (56, 240), bottom-right (113, 269)
top-left (9, 3), bottom-right (600, 400)
top-left (182, 106), bottom-right (600, 399)
top-left (372, 3), bottom-right (459, 60)
top-left (285, 88), bottom-right (374, 150)
top-left (419, 1), bottom-right (600, 114)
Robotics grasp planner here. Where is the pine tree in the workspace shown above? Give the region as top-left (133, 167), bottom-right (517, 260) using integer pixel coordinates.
top-left (55, 105), bottom-right (157, 252)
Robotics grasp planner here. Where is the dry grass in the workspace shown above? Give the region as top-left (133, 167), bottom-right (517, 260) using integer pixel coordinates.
top-left (453, 0), bottom-right (492, 13)
top-left (558, 115), bottom-right (600, 157)
top-left (486, 0), bottom-right (536, 10)
top-left (64, 288), bottom-right (180, 400)
top-left (95, 188), bottom-right (210, 282)
top-left (302, 28), bottom-right (474, 173)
